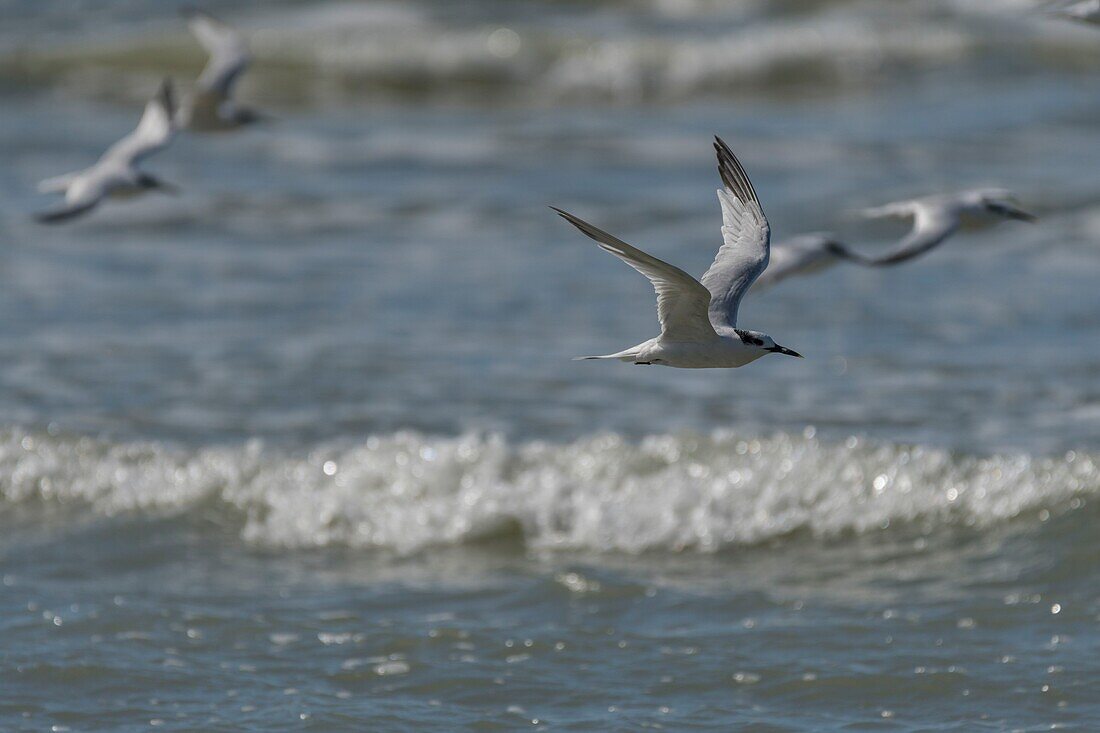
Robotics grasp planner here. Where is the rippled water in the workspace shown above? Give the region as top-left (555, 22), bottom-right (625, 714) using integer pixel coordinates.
top-left (1, 0), bottom-right (1099, 730)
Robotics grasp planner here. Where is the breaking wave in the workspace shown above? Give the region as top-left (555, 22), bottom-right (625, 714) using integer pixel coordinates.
top-left (0, 428), bottom-right (1094, 553)
top-left (5, 0), bottom-right (1096, 105)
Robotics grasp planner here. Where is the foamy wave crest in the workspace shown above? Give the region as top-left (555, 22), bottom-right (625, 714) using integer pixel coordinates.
top-left (0, 429), bottom-right (1094, 553)
top-left (277, 11), bottom-right (972, 101)
top-left (16, 1), bottom-right (1091, 105)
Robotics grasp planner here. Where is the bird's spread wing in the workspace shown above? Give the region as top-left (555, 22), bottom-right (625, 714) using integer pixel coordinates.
top-left (35, 199), bottom-right (100, 224)
top-left (37, 171), bottom-right (82, 194)
top-left (849, 200), bottom-right (959, 266)
top-left (186, 9), bottom-right (251, 98)
top-left (700, 137), bottom-right (770, 329)
top-left (101, 80), bottom-right (177, 168)
top-left (34, 175), bottom-right (105, 224)
top-left (753, 234), bottom-right (844, 289)
top-left (552, 208), bottom-right (717, 342)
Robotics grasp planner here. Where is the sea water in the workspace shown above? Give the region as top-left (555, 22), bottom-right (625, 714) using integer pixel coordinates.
top-left (1, 1), bottom-right (1098, 730)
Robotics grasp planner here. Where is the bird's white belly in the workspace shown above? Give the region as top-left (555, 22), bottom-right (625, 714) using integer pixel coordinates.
top-left (638, 338), bottom-right (762, 369)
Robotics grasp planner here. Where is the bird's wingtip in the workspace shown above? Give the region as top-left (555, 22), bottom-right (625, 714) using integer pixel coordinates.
top-left (711, 135), bottom-right (758, 205)
top-left (155, 78), bottom-right (177, 121)
top-left (33, 210), bottom-right (69, 224)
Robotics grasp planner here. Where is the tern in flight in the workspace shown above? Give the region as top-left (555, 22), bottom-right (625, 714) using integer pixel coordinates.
top-left (36, 80), bottom-right (178, 224)
top-left (1048, 0), bottom-right (1100, 24)
top-left (750, 190), bottom-right (1036, 288)
top-left (553, 137), bottom-right (802, 368)
top-left (844, 189), bottom-right (1036, 267)
top-left (751, 233), bottom-right (863, 289)
top-left (180, 8), bottom-right (263, 131)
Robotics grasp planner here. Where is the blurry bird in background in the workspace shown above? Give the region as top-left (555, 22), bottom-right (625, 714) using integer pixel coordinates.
top-left (752, 189), bottom-right (1036, 289)
top-left (750, 233), bottom-right (862, 290)
top-left (36, 80), bottom-right (179, 224)
top-left (1047, 0), bottom-right (1100, 25)
top-left (843, 189), bottom-right (1036, 267)
top-left (178, 8), bottom-right (266, 131)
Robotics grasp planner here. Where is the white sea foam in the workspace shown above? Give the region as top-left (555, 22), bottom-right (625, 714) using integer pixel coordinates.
top-left (14, 0), bottom-right (1094, 106)
top-left (0, 429), bottom-right (1093, 553)
top-left (249, 8), bottom-right (975, 101)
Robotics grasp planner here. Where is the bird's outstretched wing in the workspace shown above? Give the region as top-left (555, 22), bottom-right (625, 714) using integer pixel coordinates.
top-left (552, 207), bottom-right (718, 342)
top-left (35, 199), bottom-right (100, 224)
top-left (37, 171), bottom-right (82, 194)
top-left (753, 233), bottom-right (853, 289)
top-left (34, 175), bottom-right (105, 224)
top-left (100, 79), bottom-right (178, 168)
top-left (847, 200), bottom-right (959, 266)
top-left (700, 137), bottom-right (770, 329)
top-left (185, 8), bottom-right (251, 98)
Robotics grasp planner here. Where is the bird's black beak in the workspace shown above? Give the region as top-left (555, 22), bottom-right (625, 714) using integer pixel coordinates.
top-left (770, 345), bottom-right (803, 358)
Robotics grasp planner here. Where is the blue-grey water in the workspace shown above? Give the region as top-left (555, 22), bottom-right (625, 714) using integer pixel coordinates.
top-left (1, 1), bottom-right (1099, 730)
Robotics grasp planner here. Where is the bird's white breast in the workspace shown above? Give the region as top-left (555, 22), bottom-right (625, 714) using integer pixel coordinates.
top-left (639, 335), bottom-right (764, 369)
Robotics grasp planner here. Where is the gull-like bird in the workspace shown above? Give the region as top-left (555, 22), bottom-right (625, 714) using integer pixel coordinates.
top-left (36, 80), bottom-right (178, 224)
top-left (553, 137), bottom-right (802, 368)
top-left (751, 233), bottom-right (863, 289)
top-left (843, 189), bottom-right (1036, 267)
top-left (1048, 0), bottom-right (1100, 24)
top-left (180, 8), bottom-right (262, 131)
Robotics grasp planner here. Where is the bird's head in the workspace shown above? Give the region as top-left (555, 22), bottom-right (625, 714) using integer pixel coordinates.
top-left (737, 329), bottom-right (803, 359)
top-left (973, 189), bottom-right (1036, 223)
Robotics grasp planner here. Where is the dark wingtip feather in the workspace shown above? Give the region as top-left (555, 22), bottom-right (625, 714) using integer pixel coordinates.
top-left (550, 206), bottom-right (585, 229)
top-left (34, 206), bottom-right (88, 224)
top-left (551, 206), bottom-right (592, 236)
top-left (550, 207), bottom-right (620, 250)
top-left (822, 240), bottom-right (866, 263)
top-left (157, 78), bottom-right (176, 120)
top-left (713, 135), bottom-right (759, 206)
top-left (33, 197), bottom-right (100, 223)
top-left (824, 241), bottom-right (905, 267)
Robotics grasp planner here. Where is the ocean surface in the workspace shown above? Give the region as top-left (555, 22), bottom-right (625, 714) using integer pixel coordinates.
top-left (1, 0), bottom-right (1099, 730)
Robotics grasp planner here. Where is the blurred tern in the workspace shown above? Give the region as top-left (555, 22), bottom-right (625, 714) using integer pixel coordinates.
top-left (553, 137), bottom-right (802, 368)
top-left (751, 233), bottom-right (863, 289)
top-left (180, 8), bottom-right (263, 131)
top-left (36, 80), bottom-right (178, 224)
top-left (843, 189), bottom-right (1036, 267)
top-left (1049, 0), bottom-right (1100, 24)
